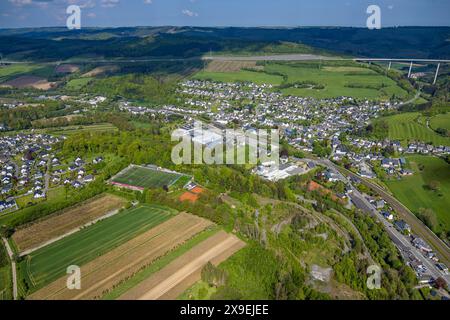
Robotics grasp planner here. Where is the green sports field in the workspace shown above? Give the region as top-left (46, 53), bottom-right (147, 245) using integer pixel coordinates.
top-left (385, 156), bottom-right (450, 235)
top-left (20, 204), bottom-right (176, 292)
top-left (112, 166), bottom-right (189, 189)
top-left (377, 112), bottom-right (450, 146)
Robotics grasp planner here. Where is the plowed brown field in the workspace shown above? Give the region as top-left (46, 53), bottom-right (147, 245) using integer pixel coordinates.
top-left (119, 231), bottom-right (245, 300)
top-left (28, 213), bottom-right (213, 300)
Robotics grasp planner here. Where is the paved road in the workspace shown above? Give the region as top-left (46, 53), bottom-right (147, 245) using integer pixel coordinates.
top-left (339, 167), bottom-right (450, 267)
top-left (203, 54), bottom-right (339, 61)
top-left (308, 158), bottom-right (450, 284)
top-left (4, 55), bottom-right (449, 65)
top-left (2, 237), bottom-right (17, 300)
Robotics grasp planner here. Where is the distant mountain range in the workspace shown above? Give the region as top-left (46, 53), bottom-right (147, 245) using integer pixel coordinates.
top-left (0, 26), bottom-right (449, 61)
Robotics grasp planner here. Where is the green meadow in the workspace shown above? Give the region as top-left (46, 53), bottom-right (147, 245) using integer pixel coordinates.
top-left (193, 61), bottom-right (408, 99)
top-left (65, 77), bottom-right (93, 90)
top-left (385, 156), bottom-right (450, 235)
top-left (0, 64), bottom-right (55, 83)
top-left (430, 113), bottom-right (450, 131)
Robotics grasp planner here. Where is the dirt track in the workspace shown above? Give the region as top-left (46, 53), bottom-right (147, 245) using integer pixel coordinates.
top-left (119, 231), bottom-right (245, 300)
top-left (13, 194), bottom-right (126, 252)
top-left (28, 213), bottom-right (213, 300)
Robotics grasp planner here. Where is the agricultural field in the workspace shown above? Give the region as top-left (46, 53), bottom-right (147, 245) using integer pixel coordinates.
top-left (12, 194), bottom-right (127, 253)
top-left (19, 204), bottom-right (176, 292)
top-left (385, 156), bottom-right (450, 235)
top-left (0, 64), bottom-right (42, 83)
top-left (118, 230), bottom-right (245, 300)
top-left (430, 113), bottom-right (450, 131)
top-left (29, 213), bottom-right (213, 300)
top-left (377, 112), bottom-right (450, 146)
top-left (103, 227), bottom-right (220, 300)
top-left (47, 123), bottom-right (118, 136)
top-left (65, 77), bottom-right (93, 90)
top-left (111, 165), bottom-right (190, 190)
top-left (194, 61), bottom-right (408, 99)
top-left (194, 69), bottom-right (284, 85)
top-left (206, 60), bottom-right (262, 72)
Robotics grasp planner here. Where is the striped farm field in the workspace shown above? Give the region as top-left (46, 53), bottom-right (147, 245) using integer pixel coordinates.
top-left (111, 165), bottom-right (190, 190)
top-left (378, 112), bottom-right (450, 146)
top-left (20, 204), bottom-right (176, 292)
top-left (12, 194), bottom-right (127, 253)
top-left (28, 213), bottom-right (214, 300)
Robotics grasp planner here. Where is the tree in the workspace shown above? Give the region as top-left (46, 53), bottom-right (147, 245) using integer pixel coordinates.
top-left (201, 262), bottom-right (227, 287)
top-left (434, 277), bottom-right (448, 290)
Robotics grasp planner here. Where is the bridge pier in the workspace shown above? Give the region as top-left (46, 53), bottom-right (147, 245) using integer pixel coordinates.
top-left (433, 63), bottom-right (440, 85)
top-left (407, 61), bottom-right (413, 78)
top-left (388, 61), bottom-right (392, 70)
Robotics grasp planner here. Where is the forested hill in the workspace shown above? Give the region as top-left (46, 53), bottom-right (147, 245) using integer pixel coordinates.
top-left (0, 26), bottom-right (449, 61)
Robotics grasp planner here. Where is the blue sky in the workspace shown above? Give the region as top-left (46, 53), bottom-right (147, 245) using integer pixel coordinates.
top-left (0, 0), bottom-right (449, 29)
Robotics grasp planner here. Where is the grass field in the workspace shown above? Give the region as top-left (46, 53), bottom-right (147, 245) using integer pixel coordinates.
top-left (112, 165), bottom-right (189, 189)
top-left (20, 204), bottom-right (176, 292)
top-left (0, 64), bottom-right (40, 83)
top-left (47, 123), bottom-right (118, 136)
top-left (0, 266), bottom-right (12, 300)
top-left (65, 77), bottom-right (93, 90)
top-left (377, 112), bottom-right (450, 146)
top-left (194, 61), bottom-right (408, 99)
top-left (430, 113), bottom-right (450, 131)
top-left (385, 156), bottom-right (450, 235)
top-left (194, 69), bottom-right (284, 85)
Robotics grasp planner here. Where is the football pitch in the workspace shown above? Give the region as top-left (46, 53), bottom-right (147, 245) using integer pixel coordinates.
top-left (20, 204), bottom-right (176, 292)
top-left (111, 166), bottom-right (189, 189)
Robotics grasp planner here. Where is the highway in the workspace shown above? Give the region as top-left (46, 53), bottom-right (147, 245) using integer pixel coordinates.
top-left (2, 55), bottom-right (450, 65)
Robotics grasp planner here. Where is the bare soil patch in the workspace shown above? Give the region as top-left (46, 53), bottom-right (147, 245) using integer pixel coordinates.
top-left (55, 64), bottom-right (80, 74)
top-left (1, 76), bottom-right (56, 90)
top-left (82, 65), bottom-right (118, 77)
top-left (119, 230), bottom-right (245, 300)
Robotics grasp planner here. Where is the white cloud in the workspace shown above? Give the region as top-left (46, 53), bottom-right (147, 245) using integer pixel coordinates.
top-left (182, 9), bottom-right (198, 17)
top-left (8, 0), bottom-right (33, 6)
top-left (143, 0), bottom-right (152, 4)
top-left (101, 0), bottom-right (119, 8)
